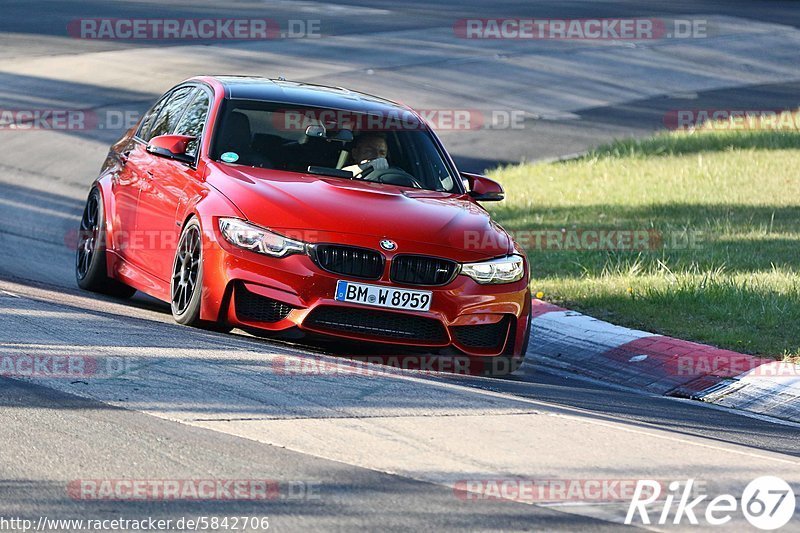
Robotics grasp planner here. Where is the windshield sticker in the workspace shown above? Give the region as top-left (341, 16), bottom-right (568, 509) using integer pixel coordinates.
top-left (221, 152), bottom-right (239, 163)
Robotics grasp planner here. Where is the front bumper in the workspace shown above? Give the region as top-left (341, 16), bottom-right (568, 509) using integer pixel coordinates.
top-left (200, 224), bottom-right (531, 358)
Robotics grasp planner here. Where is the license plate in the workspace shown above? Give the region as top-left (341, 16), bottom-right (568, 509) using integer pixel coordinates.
top-left (335, 280), bottom-right (432, 311)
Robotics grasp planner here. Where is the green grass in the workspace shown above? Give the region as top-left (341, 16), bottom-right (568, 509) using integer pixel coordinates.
top-left (487, 127), bottom-right (800, 359)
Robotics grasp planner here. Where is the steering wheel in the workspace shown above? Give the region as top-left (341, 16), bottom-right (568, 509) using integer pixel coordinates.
top-left (360, 165), bottom-right (423, 189)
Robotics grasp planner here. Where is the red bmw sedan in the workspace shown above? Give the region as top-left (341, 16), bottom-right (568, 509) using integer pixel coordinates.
top-left (76, 76), bottom-right (531, 375)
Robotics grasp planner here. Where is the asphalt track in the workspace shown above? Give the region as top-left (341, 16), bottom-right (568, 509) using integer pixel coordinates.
top-left (1, 1), bottom-right (800, 531)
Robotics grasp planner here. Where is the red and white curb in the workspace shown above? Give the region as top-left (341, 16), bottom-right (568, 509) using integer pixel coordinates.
top-left (527, 300), bottom-right (800, 423)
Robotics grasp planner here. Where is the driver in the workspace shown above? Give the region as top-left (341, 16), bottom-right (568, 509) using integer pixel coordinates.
top-left (342, 133), bottom-right (389, 177)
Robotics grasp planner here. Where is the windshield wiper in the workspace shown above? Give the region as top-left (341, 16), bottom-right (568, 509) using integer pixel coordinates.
top-left (306, 166), bottom-right (354, 179)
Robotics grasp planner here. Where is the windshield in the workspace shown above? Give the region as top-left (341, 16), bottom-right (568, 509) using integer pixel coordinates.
top-left (211, 99), bottom-right (461, 193)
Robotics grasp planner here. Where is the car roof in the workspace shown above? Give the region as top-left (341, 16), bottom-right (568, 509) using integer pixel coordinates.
top-left (201, 75), bottom-right (417, 117)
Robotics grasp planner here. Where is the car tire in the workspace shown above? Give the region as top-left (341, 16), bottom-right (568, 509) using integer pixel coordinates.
top-left (171, 218), bottom-right (205, 326)
top-left (170, 217), bottom-right (232, 333)
top-left (75, 188), bottom-right (137, 298)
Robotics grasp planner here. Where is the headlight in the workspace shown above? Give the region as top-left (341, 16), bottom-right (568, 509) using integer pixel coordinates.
top-left (218, 218), bottom-right (305, 258)
top-left (461, 255), bottom-right (525, 284)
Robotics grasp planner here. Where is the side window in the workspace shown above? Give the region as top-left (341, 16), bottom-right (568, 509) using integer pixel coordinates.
top-left (147, 86), bottom-right (195, 140)
top-left (136, 95), bottom-right (169, 140)
top-left (174, 90), bottom-right (211, 158)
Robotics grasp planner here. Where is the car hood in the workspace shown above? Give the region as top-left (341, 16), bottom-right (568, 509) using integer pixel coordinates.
top-left (207, 163), bottom-right (512, 260)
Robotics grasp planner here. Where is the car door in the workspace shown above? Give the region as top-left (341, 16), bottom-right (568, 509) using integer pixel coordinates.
top-left (110, 94), bottom-right (168, 261)
top-left (134, 86), bottom-right (206, 282)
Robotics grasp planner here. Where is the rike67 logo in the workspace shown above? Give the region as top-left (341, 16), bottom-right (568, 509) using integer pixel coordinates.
top-left (626, 477), bottom-right (796, 530)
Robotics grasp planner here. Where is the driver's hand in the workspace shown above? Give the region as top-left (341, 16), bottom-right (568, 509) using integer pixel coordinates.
top-left (359, 157), bottom-right (388, 171)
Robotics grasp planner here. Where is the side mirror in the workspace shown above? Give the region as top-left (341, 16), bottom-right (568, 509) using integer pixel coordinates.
top-left (147, 134), bottom-right (196, 164)
top-left (461, 172), bottom-right (504, 202)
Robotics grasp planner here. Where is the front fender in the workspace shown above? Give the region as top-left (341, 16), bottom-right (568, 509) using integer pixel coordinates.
top-left (177, 173), bottom-right (246, 322)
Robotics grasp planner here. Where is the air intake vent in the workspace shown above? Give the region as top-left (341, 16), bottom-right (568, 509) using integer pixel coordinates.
top-left (305, 306), bottom-right (447, 343)
top-left (452, 316), bottom-right (511, 349)
top-left (235, 284), bottom-right (294, 323)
